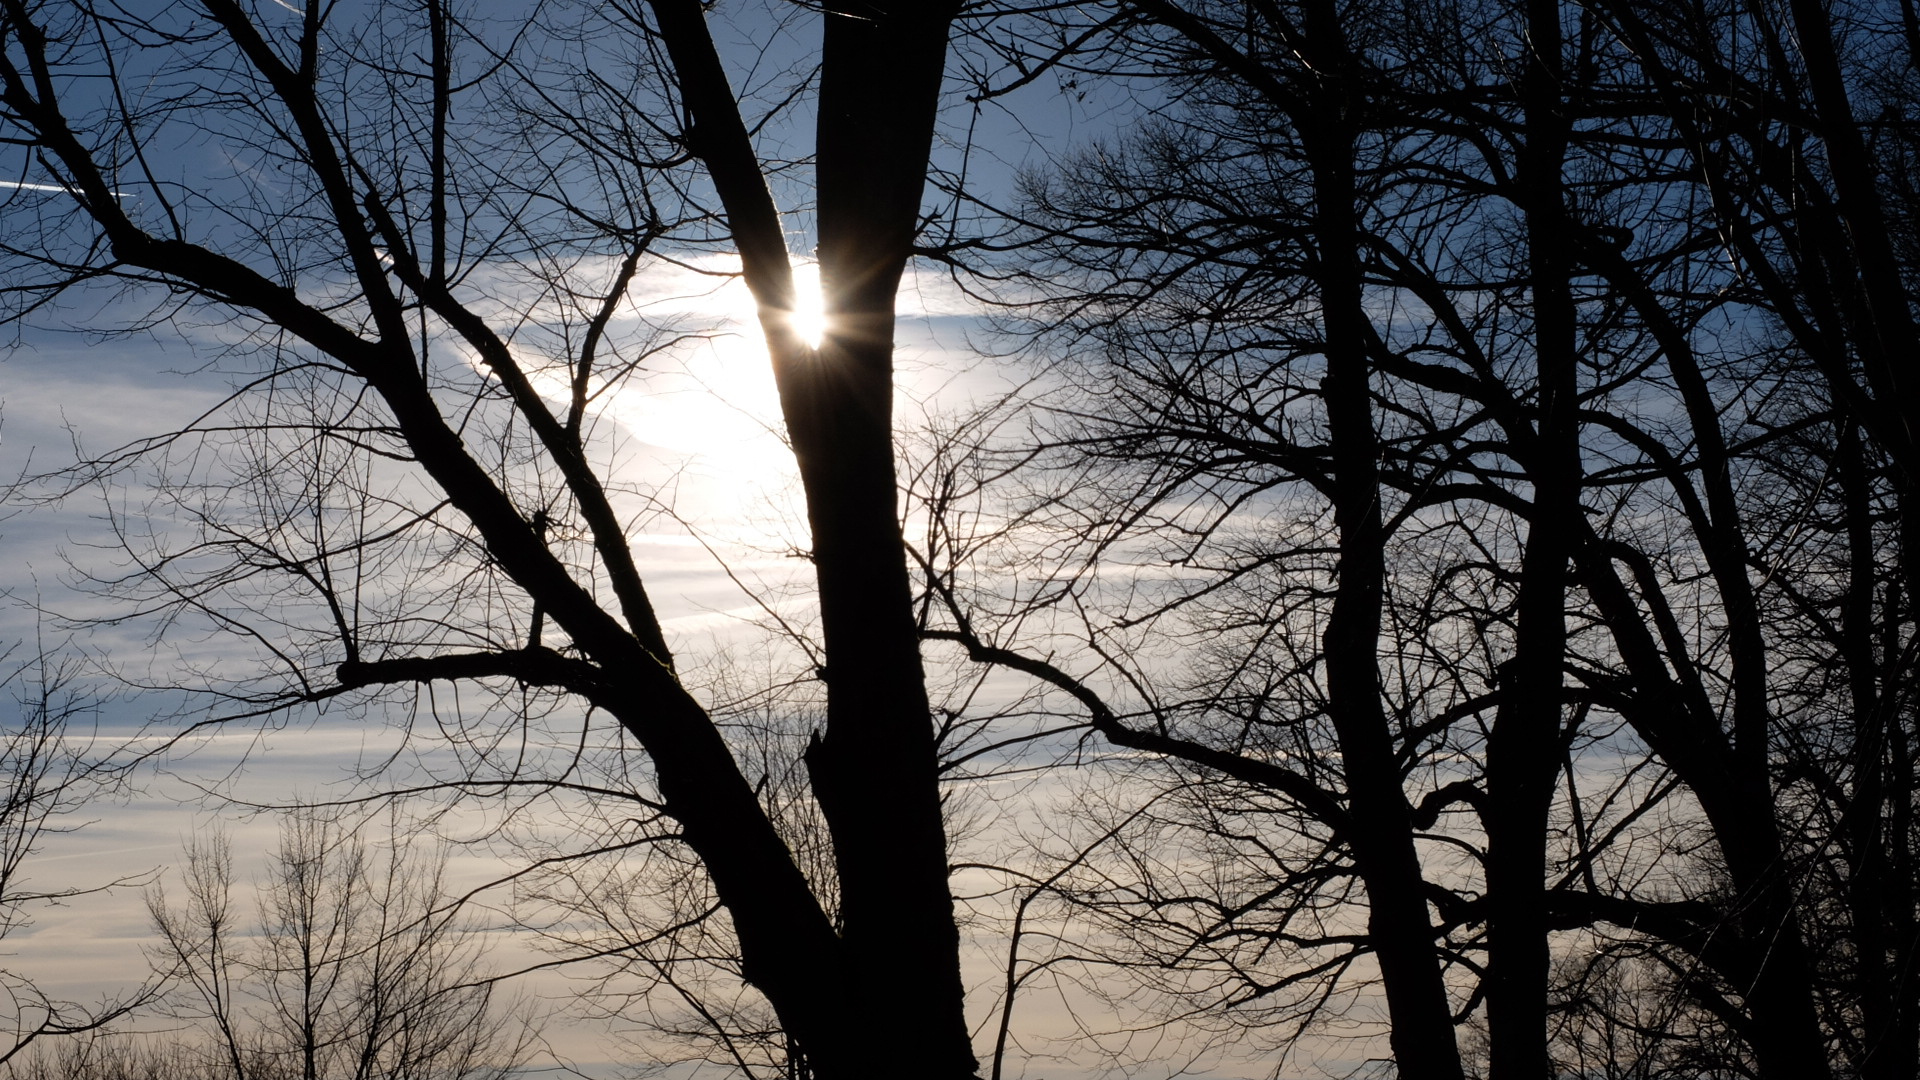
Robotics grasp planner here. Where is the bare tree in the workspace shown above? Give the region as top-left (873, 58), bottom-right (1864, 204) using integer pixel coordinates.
top-left (0, 0), bottom-right (979, 1074)
top-left (144, 810), bottom-right (536, 1080)
top-left (919, 0), bottom-right (1916, 1077)
top-left (0, 637), bottom-right (149, 1066)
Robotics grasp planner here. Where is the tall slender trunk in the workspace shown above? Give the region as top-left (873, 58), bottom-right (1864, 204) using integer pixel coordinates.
top-left (1305, 101), bottom-right (1467, 1079)
top-left (1886, 623), bottom-right (1919, 1080)
top-left (1782, 0), bottom-right (1920, 481)
top-left (1840, 421), bottom-right (1896, 1080)
top-left (1483, 3), bottom-right (1576, 1075)
top-left (1103, 3), bottom-right (1468, 1070)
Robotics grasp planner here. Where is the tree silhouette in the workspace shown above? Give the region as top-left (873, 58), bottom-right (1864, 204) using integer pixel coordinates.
top-left (921, 0), bottom-right (1917, 1076)
top-left (0, 1), bottom-right (974, 1074)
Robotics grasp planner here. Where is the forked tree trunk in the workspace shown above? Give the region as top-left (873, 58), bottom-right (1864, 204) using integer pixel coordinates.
top-left (647, 0), bottom-right (976, 1074)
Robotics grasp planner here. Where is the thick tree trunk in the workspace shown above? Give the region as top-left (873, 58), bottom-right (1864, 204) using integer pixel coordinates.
top-left (1576, 545), bottom-right (1834, 1080)
top-left (789, 3), bottom-right (975, 1076)
top-left (1887, 666), bottom-right (1920, 1080)
top-left (1586, 250), bottom-right (1838, 1080)
top-left (641, 0), bottom-right (974, 1073)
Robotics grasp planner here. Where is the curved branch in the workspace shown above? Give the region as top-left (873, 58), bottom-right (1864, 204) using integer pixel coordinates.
top-left (921, 628), bottom-right (1353, 838)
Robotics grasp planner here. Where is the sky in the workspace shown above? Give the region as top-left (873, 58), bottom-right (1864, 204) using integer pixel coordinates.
top-left (0, 266), bottom-right (1076, 1076)
top-left (0, 3), bottom-right (1363, 1078)
top-left (1, 293), bottom-right (1265, 1078)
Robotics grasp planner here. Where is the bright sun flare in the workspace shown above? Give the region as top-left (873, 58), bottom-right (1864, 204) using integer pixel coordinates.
top-left (719, 260), bottom-right (825, 348)
top-left (787, 262), bottom-right (826, 348)
top-left (532, 257), bottom-right (831, 471)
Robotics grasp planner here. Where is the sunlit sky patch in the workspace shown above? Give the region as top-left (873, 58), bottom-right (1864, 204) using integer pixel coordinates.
top-left (0, 248), bottom-right (1029, 1072)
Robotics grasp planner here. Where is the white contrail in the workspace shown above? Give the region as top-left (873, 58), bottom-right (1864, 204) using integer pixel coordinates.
top-left (0, 180), bottom-right (73, 193)
top-left (0, 178), bottom-right (127, 197)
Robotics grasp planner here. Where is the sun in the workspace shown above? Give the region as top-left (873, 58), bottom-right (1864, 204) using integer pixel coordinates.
top-left (716, 260), bottom-right (825, 350)
top-left (532, 256), bottom-right (831, 473)
top-left (786, 262), bottom-right (826, 349)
